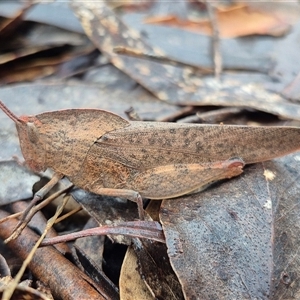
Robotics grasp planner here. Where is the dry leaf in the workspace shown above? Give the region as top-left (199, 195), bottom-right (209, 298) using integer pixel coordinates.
top-left (160, 152), bottom-right (300, 299)
top-left (145, 4), bottom-right (292, 38)
top-left (119, 247), bottom-right (154, 300)
top-left (132, 238), bottom-right (183, 300)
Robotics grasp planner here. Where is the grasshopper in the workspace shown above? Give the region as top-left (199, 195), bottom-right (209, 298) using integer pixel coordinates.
top-left (1, 101), bottom-right (300, 221)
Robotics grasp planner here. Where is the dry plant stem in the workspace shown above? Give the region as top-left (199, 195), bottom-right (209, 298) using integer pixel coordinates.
top-left (54, 206), bottom-right (82, 224)
top-left (196, 107), bottom-right (243, 123)
top-left (17, 172), bottom-right (63, 224)
top-left (125, 107), bottom-right (142, 121)
top-left (2, 195), bottom-right (69, 300)
top-left (11, 200), bottom-right (70, 256)
top-left (113, 46), bottom-right (212, 74)
top-left (4, 181), bottom-right (73, 243)
top-left (41, 221), bottom-right (165, 246)
top-left (0, 209), bottom-right (105, 299)
top-left (136, 195), bottom-right (145, 220)
top-left (0, 211), bottom-right (22, 225)
top-left (177, 107), bottom-right (243, 124)
top-left (205, 0), bottom-right (222, 78)
top-left (158, 106), bottom-right (195, 122)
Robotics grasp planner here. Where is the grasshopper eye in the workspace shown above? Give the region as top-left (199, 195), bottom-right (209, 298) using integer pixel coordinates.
top-left (26, 122), bottom-right (39, 144)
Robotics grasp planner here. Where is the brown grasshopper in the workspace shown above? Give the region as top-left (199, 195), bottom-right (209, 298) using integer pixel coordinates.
top-left (1, 100), bottom-right (300, 221)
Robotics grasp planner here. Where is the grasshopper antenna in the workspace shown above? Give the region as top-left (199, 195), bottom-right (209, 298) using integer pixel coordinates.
top-left (0, 101), bottom-right (25, 124)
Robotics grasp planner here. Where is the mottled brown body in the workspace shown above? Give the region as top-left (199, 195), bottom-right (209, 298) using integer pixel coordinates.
top-left (1, 101), bottom-right (300, 203)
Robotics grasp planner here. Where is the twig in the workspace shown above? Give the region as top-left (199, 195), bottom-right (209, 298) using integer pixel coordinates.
top-left (114, 46), bottom-right (212, 74)
top-left (41, 221), bottom-right (165, 246)
top-left (2, 195), bottom-right (69, 300)
top-left (204, 1), bottom-right (222, 78)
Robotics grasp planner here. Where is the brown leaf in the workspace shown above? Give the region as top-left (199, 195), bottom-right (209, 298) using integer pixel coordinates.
top-left (70, 1), bottom-right (206, 102)
top-left (0, 2), bottom-right (84, 34)
top-left (0, 44), bottom-right (95, 84)
top-left (267, 155), bottom-right (300, 298)
top-left (74, 245), bottom-right (119, 300)
top-left (168, 74), bottom-right (300, 122)
top-left (0, 45), bottom-right (53, 64)
top-left (0, 65), bottom-right (58, 84)
top-left (69, 3), bottom-right (300, 121)
top-left (119, 247), bottom-right (154, 300)
top-left (145, 4), bottom-right (292, 38)
top-left (160, 152), bottom-right (300, 299)
top-left (119, 200), bottom-right (166, 299)
top-left (0, 2), bottom-right (33, 40)
top-left (132, 238), bottom-right (184, 300)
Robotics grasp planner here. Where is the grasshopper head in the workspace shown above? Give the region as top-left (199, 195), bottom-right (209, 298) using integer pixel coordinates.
top-left (0, 101), bottom-right (46, 172)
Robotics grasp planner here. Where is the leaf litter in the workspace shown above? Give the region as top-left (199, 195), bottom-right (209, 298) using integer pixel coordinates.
top-left (0, 1), bottom-right (300, 299)
top-left (71, 1), bottom-right (300, 121)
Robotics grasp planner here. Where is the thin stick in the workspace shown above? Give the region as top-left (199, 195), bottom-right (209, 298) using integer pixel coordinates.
top-left (5, 181), bottom-right (73, 243)
top-left (42, 221), bottom-right (165, 246)
top-left (55, 206), bottom-right (82, 224)
top-left (114, 46), bottom-right (212, 74)
top-left (205, 1), bottom-right (222, 78)
top-left (2, 195), bottom-right (69, 300)
top-left (0, 212), bottom-right (22, 225)
top-left (17, 173), bottom-right (63, 224)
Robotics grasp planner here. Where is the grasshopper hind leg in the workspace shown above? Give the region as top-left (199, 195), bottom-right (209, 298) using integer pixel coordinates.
top-left (129, 157), bottom-right (245, 200)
